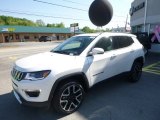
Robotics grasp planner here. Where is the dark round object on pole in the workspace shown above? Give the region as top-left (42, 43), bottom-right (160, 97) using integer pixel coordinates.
top-left (89, 0), bottom-right (113, 26)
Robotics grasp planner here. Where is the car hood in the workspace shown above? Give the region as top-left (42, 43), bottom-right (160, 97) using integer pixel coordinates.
top-left (15, 52), bottom-right (78, 72)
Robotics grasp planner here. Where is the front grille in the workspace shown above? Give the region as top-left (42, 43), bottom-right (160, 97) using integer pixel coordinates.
top-left (11, 68), bottom-right (26, 81)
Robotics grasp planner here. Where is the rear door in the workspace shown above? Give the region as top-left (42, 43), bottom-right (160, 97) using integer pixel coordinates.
top-left (110, 36), bottom-right (135, 75)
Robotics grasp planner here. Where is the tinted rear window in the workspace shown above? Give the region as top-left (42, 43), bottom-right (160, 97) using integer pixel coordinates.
top-left (112, 36), bottom-right (134, 49)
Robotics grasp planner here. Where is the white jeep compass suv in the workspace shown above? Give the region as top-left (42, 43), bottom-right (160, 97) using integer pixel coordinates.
top-left (11, 32), bottom-right (145, 114)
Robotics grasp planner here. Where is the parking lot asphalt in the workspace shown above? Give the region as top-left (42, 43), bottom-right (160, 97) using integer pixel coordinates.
top-left (143, 52), bottom-right (160, 75)
top-left (0, 44), bottom-right (160, 120)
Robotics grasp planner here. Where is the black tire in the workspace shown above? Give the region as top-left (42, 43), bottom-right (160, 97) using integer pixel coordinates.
top-left (52, 81), bottom-right (85, 114)
top-left (129, 62), bottom-right (142, 82)
top-left (144, 47), bottom-right (149, 56)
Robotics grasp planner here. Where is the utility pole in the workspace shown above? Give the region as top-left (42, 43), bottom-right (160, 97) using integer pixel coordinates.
top-left (70, 23), bottom-right (78, 36)
top-left (125, 14), bottom-right (128, 32)
top-left (144, 0), bottom-right (148, 32)
top-left (74, 25), bottom-right (75, 35)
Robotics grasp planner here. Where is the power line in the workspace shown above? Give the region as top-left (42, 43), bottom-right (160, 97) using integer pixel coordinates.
top-left (0, 9), bottom-right (127, 23)
top-left (0, 9), bottom-right (77, 18)
top-left (0, 9), bottom-right (71, 17)
top-left (62, 0), bottom-right (89, 6)
top-left (33, 0), bottom-right (87, 12)
top-left (33, 0), bottom-right (127, 18)
top-left (0, 9), bottom-right (89, 21)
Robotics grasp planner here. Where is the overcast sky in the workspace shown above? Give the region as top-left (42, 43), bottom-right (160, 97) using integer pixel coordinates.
top-left (0, 0), bottom-right (134, 29)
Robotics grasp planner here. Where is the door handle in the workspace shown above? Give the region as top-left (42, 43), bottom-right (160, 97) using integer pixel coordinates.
top-left (130, 50), bottom-right (135, 53)
top-left (110, 54), bottom-right (116, 60)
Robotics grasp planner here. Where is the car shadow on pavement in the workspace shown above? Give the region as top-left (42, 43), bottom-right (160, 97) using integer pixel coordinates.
top-left (76, 72), bottom-right (160, 120)
top-left (0, 92), bottom-right (65, 120)
top-left (76, 76), bottom-right (134, 120)
top-left (1, 72), bottom-right (160, 120)
top-left (145, 52), bottom-right (160, 65)
top-left (0, 76), bottom-right (130, 120)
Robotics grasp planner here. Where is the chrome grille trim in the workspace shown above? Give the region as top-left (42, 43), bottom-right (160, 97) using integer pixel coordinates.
top-left (11, 68), bottom-right (26, 81)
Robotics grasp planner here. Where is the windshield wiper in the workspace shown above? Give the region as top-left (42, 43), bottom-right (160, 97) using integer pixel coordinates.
top-left (52, 50), bottom-right (69, 55)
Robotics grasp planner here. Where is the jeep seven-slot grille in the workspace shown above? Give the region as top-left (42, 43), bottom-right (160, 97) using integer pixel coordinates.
top-left (12, 68), bottom-right (26, 81)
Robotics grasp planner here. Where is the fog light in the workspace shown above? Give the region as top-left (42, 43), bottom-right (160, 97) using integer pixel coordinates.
top-left (25, 90), bottom-right (40, 97)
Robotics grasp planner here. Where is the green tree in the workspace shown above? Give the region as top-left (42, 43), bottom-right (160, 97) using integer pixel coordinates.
top-left (0, 15), bottom-right (36, 26)
top-left (47, 23), bottom-right (56, 27)
top-left (0, 17), bottom-right (5, 25)
top-left (82, 26), bottom-right (96, 33)
top-left (56, 22), bottom-right (65, 28)
top-left (47, 22), bottom-right (65, 28)
top-left (36, 19), bottom-right (45, 26)
top-left (105, 28), bottom-right (111, 32)
top-left (0, 15), bottom-right (66, 28)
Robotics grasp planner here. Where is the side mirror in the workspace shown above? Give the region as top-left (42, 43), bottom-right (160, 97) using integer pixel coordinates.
top-left (89, 48), bottom-right (104, 56)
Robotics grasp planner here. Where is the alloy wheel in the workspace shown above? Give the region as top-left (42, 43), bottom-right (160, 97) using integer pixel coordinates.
top-left (60, 84), bottom-right (83, 112)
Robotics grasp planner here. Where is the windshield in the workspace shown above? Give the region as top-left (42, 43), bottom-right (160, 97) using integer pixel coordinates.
top-left (51, 36), bottom-right (95, 55)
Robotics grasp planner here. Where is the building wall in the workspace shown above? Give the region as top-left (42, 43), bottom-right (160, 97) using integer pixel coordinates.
top-left (130, 0), bottom-right (160, 52)
top-left (0, 33), bottom-right (72, 43)
top-left (0, 34), bottom-right (4, 43)
top-left (146, 0), bottom-right (160, 24)
top-left (130, 0), bottom-right (145, 26)
top-left (131, 0), bottom-right (160, 30)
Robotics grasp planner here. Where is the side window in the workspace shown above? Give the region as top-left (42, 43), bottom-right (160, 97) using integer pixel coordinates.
top-left (114, 36), bottom-right (134, 49)
top-left (110, 37), bottom-right (119, 50)
top-left (126, 37), bottom-right (134, 45)
top-left (94, 37), bottom-right (113, 52)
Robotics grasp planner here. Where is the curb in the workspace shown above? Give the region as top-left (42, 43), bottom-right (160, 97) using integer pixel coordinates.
top-left (0, 41), bottom-right (63, 49)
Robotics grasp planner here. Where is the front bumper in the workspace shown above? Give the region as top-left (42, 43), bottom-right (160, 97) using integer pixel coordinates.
top-left (13, 90), bottom-right (49, 107)
top-left (11, 75), bottom-right (54, 107)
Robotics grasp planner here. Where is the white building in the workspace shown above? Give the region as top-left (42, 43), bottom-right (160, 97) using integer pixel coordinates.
top-left (130, 0), bottom-right (160, 52)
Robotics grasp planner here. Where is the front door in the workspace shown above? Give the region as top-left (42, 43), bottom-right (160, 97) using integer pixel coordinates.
top-left (87, 37), bottom-right (117, 85)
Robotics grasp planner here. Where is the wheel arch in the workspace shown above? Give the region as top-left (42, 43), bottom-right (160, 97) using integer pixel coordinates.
top-left (129, 56), bottom-right (144, 82)
top-left (134, 56), bottom-right (144, 66)
top-left (48, 72), bottom-right (89, 103)
top-left (129, 56), bottom-right (144, 72)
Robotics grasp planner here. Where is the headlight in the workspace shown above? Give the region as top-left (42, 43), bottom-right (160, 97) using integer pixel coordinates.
top-left (24, 70), bottom-right (51, 81)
